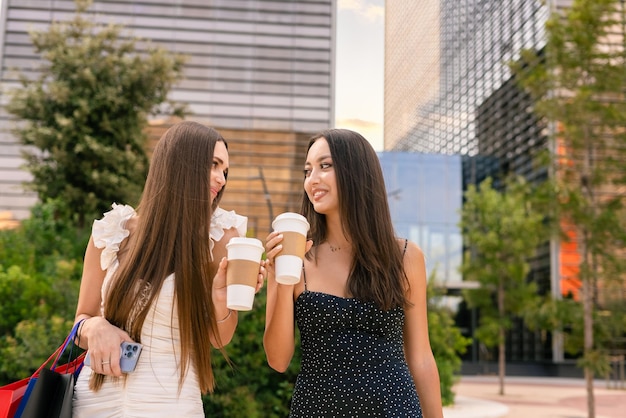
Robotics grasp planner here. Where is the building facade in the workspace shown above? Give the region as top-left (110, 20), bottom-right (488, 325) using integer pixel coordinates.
top-left (378, 152), bottom-right (462, 285)
top-left (0, 0), bottom-right (336, 229)
top-left (385, 0), bottom-right (582, 371)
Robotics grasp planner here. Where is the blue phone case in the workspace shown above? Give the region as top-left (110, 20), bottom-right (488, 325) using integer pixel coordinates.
top-left (120, 342), bottom-right (142, 372)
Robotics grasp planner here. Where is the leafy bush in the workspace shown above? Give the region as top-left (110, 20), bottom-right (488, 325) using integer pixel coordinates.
top-left (0, 266), bottom-right (51, 335)
top-left (204, 291), bottom-right (300, 417)
top-left (19, 199), bottom-right (91, 276)
top-left (0, 200), bottom-right (87, 384)
top-left (0, 315), bottom-right (74, 379)
top-left (427, 281), bottom-right (471, 406)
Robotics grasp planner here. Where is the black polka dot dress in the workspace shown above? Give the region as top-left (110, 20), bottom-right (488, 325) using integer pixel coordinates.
top-left (290, 288), bottom-right (423, 417)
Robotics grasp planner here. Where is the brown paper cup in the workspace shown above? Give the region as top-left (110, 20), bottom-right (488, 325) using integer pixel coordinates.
top-left (271, 213), bottom-right (310, 284)
top-left (226, 237), bottom-right (264, 310)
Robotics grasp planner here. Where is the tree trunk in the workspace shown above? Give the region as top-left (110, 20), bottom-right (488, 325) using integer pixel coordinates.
top-left (582, 133), bottom-right (595, 418)
top-left (498, 334), bottom-right (505, 396)
top-left (498, 282), bottom-right (506, 396)
top-left (583, 273), bottom-right (595, 418)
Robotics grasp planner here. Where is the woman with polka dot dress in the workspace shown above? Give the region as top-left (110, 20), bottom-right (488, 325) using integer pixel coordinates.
top-left (263, 129), bottom-right (444, 418)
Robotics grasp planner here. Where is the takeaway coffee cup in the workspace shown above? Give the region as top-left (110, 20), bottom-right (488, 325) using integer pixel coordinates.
top-left (271, 212), bottom-right (310, 285)
top-left (226, 237), bottom-right (264, 311)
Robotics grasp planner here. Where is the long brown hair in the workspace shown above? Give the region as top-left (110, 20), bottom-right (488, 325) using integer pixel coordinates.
top-left (93, 121), bottom-right (226, 393)
top-left (301, 128), bottom-right (409, 311)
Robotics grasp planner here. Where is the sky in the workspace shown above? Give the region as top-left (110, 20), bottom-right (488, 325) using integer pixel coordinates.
top-left (334, 0), bottom-right (385, 151)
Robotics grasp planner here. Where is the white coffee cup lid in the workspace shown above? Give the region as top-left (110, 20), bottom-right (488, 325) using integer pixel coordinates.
top-left (272, 212), bottom-right (310, 231)
top-left (226, 237), bottom-right (264, 250)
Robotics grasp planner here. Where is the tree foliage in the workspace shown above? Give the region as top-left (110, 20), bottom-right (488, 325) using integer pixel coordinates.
top-left (426, 277), bottom-right (471, 406)
top-left (204, 291), bottom-right (300, 417)
top-left (6, 0), bottom-right (187, 226)
top-left (460, 176), bottom-right (546, 394)
top-left (511, 0), bottom-right (626, 416)
top-left (0, 200), bottom-right (87, 383)
top-left (513, 0), bottom-right (626, 417)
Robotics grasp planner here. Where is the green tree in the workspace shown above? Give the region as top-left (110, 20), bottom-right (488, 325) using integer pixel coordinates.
top-left (460, 176), bottom-right (546, 395)
top-left (6, 0), bottom-right (187, 227)
top-left (427, 276), bottom-right (471, 406)
top-left (0, 200), bottom-right (87, 383)
top-left (511, 1), bottom-right (626, 416)
top-left (0, 315), bottom-right (75, 380)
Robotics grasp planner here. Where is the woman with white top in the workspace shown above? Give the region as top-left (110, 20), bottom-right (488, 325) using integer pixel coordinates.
top-left (72, 121), bottom-right (265, 417)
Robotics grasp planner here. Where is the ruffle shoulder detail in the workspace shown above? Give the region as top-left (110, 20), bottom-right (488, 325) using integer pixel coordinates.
top-left (92, 203), bottom-right (136, 271)
top-left (210, 207), bottom-right (248, 255)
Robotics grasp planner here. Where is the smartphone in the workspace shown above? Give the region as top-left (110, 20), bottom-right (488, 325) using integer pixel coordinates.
top-left (119, 342), bottom-right (142, 372)
top-left (85, 342), bottom-right (143, 373)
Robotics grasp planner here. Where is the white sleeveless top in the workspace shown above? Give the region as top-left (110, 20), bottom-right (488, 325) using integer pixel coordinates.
top-left (72, 203), bottom-right (247, 418)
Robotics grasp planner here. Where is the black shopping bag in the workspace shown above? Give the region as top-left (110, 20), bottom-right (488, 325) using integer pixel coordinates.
top-left (13, 321), bottom-right (85, 418)
top-left (18, 368), bottom-right (74, 418)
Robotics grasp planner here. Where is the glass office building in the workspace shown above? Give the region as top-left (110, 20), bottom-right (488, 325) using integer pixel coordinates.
top-left (385, 0), bottom-right (568, 369)
top-left (386, 0), bottom-right (550, 155)
top-left (378, 152), bottom-right (462, 286)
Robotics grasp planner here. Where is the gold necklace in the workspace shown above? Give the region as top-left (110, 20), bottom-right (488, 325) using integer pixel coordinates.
top-left (329, 242), bottom-right (341, 252)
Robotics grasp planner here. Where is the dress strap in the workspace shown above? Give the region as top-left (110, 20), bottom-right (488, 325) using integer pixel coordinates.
top-left (302, 265), bottom-right (308, 291)
top-left (402, 239), bottom-right (408, 256)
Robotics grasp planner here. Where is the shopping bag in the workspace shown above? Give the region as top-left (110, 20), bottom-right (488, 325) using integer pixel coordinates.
top-left (12, 354), bottom-right (84, 418)
top-left (11, 321), bottom-right (85, 418)
top-left (17, 369), bottom-right (74, 418)
top-left (0, 377), bottom-right (30, 418)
